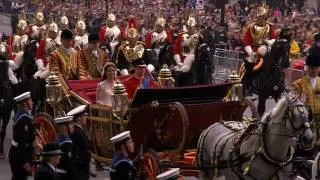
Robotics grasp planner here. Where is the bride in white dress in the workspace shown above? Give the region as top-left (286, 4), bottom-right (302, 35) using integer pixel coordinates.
top-left (96, 62), bottom-right (116, 106)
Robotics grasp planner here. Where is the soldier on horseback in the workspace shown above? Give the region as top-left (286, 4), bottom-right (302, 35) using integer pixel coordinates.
top-left (242, 3), bottom-right (277, 95)
top-left (99, 13), bottom-right (121, 57)
top-left (74, 12), bottom-right (88, 51)
top-left (145, 15), bottom-right (172, 71)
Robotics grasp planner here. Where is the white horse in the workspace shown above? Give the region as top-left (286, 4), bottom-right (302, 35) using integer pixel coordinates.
top-left (197, 95), bottom-right (314, 180)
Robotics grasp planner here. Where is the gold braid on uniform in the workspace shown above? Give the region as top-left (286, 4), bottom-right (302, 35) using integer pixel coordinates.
top-left (121, 41), bottom-right (145, 62)
top-left (250, 22), bottom-right (271, 45)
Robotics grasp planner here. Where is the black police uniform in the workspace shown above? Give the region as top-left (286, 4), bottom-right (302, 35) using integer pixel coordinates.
top-left (56, 135), bottom-right (79, 180)
top-left (110, 152), bottom-right (137, 180)
top-left (70, 124), bottom-right (91, 180)
top-left (34, 161), bottom-right (60, 180)
top-left (9, 110), bottom-right (35, 180)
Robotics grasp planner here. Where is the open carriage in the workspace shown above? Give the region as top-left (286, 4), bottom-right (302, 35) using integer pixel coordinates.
top-left (32, 73), bottom-right (259, 179)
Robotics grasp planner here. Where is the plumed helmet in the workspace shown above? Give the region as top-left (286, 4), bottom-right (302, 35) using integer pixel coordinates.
top-left (127, 17), bottom-right (139, 38)
top-left (76, 20), bottom-right (86, 30)
top-left (156, 17), bottom-right (166, 28)
top-left (187, 16), bottom-right (196, 27)
top-left (108, 13), bottom-right (116, 22)
top-left (36, 11), bottom-right (44, 21)
top-left (257, 5), bottom-right (268, 17)
top-left (49, 22), bottom-right (59, 33)
top-left (60, 16), bottom-right (69, 25)
top-left (17, 20), bottom-right (28, 31)
top-left (306, 54), bottom-right (320, 67)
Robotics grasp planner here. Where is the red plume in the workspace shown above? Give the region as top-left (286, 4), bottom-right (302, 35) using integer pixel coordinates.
top-left (128, 16), bottom-right (139, 30)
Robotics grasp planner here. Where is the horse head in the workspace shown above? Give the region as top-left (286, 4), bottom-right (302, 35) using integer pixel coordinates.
top-left (269, 94), bottom-right (314, 150)
top-left (17, 40), bottom-right (38, 80)
top-left (268, 28), bottom-right (291, 69)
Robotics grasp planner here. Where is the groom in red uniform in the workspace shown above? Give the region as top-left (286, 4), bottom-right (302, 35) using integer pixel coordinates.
top-left (123, 58), bottom-right (159, 101)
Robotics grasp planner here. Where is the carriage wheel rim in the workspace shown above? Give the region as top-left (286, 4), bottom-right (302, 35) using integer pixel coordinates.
top-left (143, 153), bottom-right (160, 179)
top-left (35, 116), bottom-right (56, 145)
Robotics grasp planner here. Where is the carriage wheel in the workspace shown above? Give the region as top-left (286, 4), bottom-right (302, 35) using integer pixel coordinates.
top-left (33, 112), bottom-right (57, 146)
top-left (142, 149), bottom-right (161, 180)
top-left (241, 99), bottom-right (260, 123)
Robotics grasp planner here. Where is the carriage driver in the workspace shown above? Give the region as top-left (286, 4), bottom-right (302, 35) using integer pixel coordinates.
top-left (67, 105), bottom-right (91, 180)
top-left (8, 92), bottom-right (35, 180)
top-left (110, 131), bottom-right (137, 180)
top-left (156, 168), bottom-right (184, 180)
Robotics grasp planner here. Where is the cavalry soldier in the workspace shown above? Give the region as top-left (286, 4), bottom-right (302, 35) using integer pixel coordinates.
top-left (115, 17), bottom-right (153, 76)
top-left (8, 92), bottom-right (35, 180)
top-left (99, 13), bottom-right (121, 56)
top-left (7, 10), bottom-right (28, 67)
top-left (173, 15), bottom-right (200, 73)
top-left (35, 22), bottom-right (60, 79)
top-left (110, 131), bottom-right (137, 180)
top-left (156, 168), bottom-right (183, 180)
top-left (29, 7), bottom-right (47, 41)
top-left (145, 16), bottom-right (172, 70)
top-left (77, 33), bottom-right (108, 80)
top-left (55, 116), bottom-right (79, 180)
top-left (242, 4), bottom-right (277, 71)
top-left (123, 58), bottom-right (159, 100)
top-left (67, 105), bottom-right (91, 180)
top-left (34, 143), bottom-right (63, 180)
top-left (74, 13), bottom-right (88, 51)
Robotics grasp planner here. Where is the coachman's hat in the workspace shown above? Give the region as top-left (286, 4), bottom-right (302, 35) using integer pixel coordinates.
top-left (61, 29), bottom-right (74, 39)
top-left (306, 54), bottom-right (320, 67)
top-left (88, 33), bottom-right (100, 43)
top-left (40, 143), bottom-right (64, 156)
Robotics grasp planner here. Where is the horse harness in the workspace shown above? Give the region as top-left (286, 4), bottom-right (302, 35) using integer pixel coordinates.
top-left (203, 99), bottom-right (310, 179)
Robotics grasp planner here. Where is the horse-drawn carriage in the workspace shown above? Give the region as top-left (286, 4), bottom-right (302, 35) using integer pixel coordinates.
top-left (32, 71), bottom-right (259, 179)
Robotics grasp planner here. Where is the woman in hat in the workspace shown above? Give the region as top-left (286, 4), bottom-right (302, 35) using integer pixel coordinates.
top-left (8, 92), bottom-right (35, 180)
top-left (96, 62), bottom-right (116, 106)
top-left (34, 143), bottom-right (64, 180)
top-left (109, 131), bottom-right (136, 180)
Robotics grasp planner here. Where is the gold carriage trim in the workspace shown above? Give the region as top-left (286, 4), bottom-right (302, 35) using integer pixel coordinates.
top-left (121, 41), bottom-right (145, 62)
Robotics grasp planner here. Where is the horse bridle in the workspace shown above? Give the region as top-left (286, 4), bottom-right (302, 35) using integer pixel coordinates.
top-left (260, 97), bottom-right (311, 166)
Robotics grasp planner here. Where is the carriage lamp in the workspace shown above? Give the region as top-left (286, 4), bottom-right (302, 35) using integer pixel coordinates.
top-left (158, 64), bottom-right (175, 88)
top-left (46, 72), bottom-right (66, 118)
top-left (229, 71), bottom-right (243, 101)
top-left (111, 81), bottom-right (129, 130)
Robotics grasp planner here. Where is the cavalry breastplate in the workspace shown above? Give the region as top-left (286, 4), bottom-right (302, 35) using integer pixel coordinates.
top-left (250, 23), bottom-right (271, 45)
top-left (121, 43), bottom-right (145, 62)
top-left (182, 33), bottom-right (199, 56)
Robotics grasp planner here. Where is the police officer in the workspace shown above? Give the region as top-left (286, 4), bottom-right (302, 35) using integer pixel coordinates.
top-left (55, 116), bottom-right (79, 180)
top-left (110, 131), bottom-right (136, 180)
top-left (156, 168), bottom-right (183, 180)
top-left (34, 143), bottom-right (64, 180)
top-left (67, 105), bottom-right (91, 180)
top-left (8, 91), bottom-right (35, 180)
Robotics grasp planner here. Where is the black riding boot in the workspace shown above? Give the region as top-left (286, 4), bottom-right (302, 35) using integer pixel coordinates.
top-left (244, 61), bottom-right (254, 96)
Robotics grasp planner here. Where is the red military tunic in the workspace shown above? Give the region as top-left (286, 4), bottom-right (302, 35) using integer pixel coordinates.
top-left (99, 26), bottom-right (109, 44)
top-left (243, 22), bottom-right (277, 52)
top-left (173, 32), bottom-right (188, 63)
top-left (123, 75), bottom-right (159, 100)
top-left (36, 38), bottom-right (60, 66)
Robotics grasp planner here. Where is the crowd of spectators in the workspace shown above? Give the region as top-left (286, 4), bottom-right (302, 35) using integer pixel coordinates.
top-left (1, 0), bottom-right (319, 54)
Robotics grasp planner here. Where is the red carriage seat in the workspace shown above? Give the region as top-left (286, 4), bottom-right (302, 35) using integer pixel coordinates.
top-left (67, 75), bottom-right (131, 104)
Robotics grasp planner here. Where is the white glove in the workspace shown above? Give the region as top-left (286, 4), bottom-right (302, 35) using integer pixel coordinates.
top-left (35, 59), bottom-right (45, 70)
top-left (146, 64), bottom-right (155, 73)
top-left (174, 54), bottom-right (182, 65)
top-left (265, 39), bottom-right (275, 47)
top-left (8, 68), bottom-right (18, 84)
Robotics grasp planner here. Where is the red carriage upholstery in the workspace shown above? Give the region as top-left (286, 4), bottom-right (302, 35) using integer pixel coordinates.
top-left (67, 75), bottom-right (131, 104)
